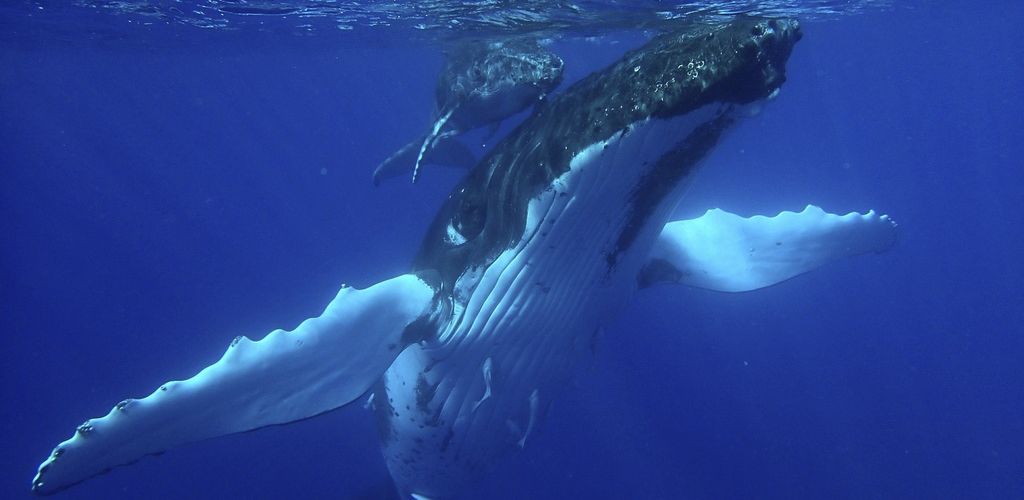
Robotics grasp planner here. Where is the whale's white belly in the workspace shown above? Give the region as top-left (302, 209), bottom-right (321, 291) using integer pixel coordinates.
top-left (375, 110), bottom-right (715, 497)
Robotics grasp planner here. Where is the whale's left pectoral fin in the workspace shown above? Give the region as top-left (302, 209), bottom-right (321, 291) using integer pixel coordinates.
top-left (639, 205), bottom-right (897, 292)
top-left (33, 274), bottom-right (436, 495)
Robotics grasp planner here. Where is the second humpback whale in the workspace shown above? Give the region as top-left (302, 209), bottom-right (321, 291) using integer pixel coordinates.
top-left (32, 18), bottom-right (897, 498)
top-left (373, 38), bottom-right (564, 185)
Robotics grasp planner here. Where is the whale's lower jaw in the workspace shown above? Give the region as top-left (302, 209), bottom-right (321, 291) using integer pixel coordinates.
top-left (375, 107), bottom-right (729, 497)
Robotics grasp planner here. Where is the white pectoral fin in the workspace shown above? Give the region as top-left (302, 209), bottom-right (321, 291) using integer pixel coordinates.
top-left (412, 108), bottom-right (455, 183)
top-left (373, 131), bottom-right (475, 186)
top-left (640, 205), bottom-right (897, 292)
top-left (33, 274), bottom-right (436, 495)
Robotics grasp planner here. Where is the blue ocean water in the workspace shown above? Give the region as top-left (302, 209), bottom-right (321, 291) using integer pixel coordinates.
top-left (2, 2), bottom-right (1022, 499)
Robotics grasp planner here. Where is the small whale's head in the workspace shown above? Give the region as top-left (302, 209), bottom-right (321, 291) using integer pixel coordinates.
top-left (437, 38), bottom-right (564, 123)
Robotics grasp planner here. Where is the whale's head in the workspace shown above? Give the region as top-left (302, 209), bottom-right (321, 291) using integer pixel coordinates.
top-left (415, 18), bottom-right (802, 293)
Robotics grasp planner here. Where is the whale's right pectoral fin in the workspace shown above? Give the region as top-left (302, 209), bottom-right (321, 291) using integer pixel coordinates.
top-left (33, 273), bottom-right (437, 495)
top-left (639, 205), bottom-right (897, 292)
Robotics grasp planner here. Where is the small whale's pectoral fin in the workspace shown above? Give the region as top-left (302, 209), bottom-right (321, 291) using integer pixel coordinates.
top-left (373, 138), bottom-right (422, 186)
top-left (412, 108), bottom-right (455, 184)
top-left (32, 274), bottom-right (437, 495)
top-left (639, 205), bottom-right (897, 292)
top-left (372, 131), bottom-right (476, 186)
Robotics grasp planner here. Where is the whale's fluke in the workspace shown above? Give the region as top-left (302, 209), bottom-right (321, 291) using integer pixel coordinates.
top-left (32, 274), bottom-right (436, 495)
top-left (640, 205), bottom-right (897, 292)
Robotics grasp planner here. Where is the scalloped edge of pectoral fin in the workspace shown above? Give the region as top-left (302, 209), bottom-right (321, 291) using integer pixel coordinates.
top-left (639, 204), bottom-right (897, 292)
top-left (32, 274), bottom-right (437, 495)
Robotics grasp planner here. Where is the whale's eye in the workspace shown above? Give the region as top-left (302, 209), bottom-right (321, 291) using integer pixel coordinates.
top-left (453, 191), bottom-right (486, 242)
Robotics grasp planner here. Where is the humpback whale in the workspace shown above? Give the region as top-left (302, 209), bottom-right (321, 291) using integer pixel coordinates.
top-left (32, 18), bottom-right (896, 498)
top-left (373, 38), bottom-right (564, 185)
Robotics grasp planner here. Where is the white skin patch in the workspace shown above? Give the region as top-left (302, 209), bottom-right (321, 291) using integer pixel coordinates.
top-left (518, 389), bottom-right (539, 449)
top-left (472, 357), bottom-right (493, 412)
top-left (446, 221), bottom-right (468, 245)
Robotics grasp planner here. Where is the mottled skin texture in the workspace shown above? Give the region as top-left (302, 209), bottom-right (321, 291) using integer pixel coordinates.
top-left (435, 38), bottom-right (565, 131)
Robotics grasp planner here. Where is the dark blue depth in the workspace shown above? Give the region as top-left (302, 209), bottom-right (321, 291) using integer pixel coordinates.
top-left (2, 4), bottom-right (1022, 499)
